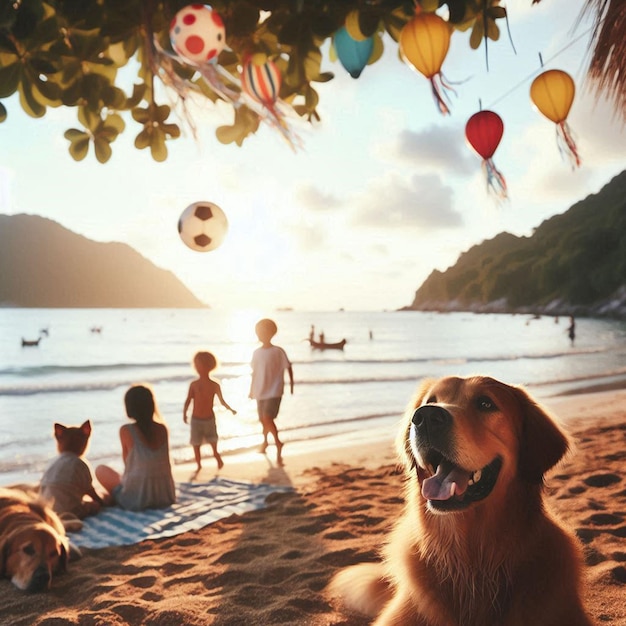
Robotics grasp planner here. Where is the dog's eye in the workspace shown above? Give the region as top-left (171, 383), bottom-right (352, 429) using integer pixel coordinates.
top-left (426, 395), bottom-right (436, 404)
top-left (476, 395), bottom-right (497, 411)
top-left (23, 544), bottom-right (35, 556)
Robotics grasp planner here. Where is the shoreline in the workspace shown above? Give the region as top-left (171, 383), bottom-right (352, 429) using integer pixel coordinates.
top-left (176, 384), bottom-right (626, 489)
top-left (2, 385), bottom-right (626, 624)
top-left (169, 377), bottom-right (626, 484)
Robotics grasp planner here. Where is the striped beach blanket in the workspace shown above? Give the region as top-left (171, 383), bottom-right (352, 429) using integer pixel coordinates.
top-left (71, 478), bottom-right (292, 549)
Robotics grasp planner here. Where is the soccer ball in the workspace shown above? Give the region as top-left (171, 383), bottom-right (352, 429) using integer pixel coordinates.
top-left (178, 201), bottom-right (228, 252)
top-left (170, 5), bottom-right (226, 64)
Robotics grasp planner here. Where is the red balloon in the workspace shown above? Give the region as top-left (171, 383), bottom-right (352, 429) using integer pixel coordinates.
top-left (465, 110), bottom-right (504, 160)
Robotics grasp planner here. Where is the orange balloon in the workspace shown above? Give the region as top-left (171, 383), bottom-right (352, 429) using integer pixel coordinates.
top-left (400, 11), bottom-right (451, 78)
top-left (530, 69), bottom-right (576, 123)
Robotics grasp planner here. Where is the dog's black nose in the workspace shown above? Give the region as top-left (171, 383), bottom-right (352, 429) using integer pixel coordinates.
top-left (412, 405), bottom-right (452, 438)
top-left (27, 566), bottom-right (50, 593)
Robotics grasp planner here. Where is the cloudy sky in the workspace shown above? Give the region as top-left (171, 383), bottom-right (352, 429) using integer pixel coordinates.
top-left (1, 0), bottom-right (624, 312)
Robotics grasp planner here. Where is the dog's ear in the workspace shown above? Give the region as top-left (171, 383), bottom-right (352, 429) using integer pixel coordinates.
top-left (80, 420), bottom-right (92, 436)
top-left (515, 388), bottom-right (569, 483)
top-left (57, 537), bottom-right (69, 572)
top-left (53, 423), bottom-right (66, 440)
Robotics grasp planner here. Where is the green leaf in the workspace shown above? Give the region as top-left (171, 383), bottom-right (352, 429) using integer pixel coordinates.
top-left (102, 84), bottom-right (127, 109)
top-left (125, 84), bottom-right (145, 108)
top-left (105, 113), bottom-right (125, 134)
top-left (67, 135), bottom-right (90, 161)
top-left (32, 76), bottom-right (63, 103)
top-left (78, 106), bottom-right (100, 132)
top-left (149, 130), bottom-right (167, 162)
top-left (368, 34), bottom-right (384, 65)
top-left (470, 21), bottom-right (484, 50)
top-left (162, 123), bottom-right (181, 139)
top-left (64, 128), bottom-right (89, 141)
top-left (18, 81), bottom-right (46, 118)
top-left (487, 20), bottom-right (500, 41)
top-left (303, 49), bottom-right (323, 82)
top-left (131, 106), bottom-right (150, 124)
top-left (359, 12), bottom-right (381, 38)
top-left (489, 7), bottom-right (507, 19)
top-left (134, 128), bottom-right (151, 150)
top-left (0, 62), bottom-right (20, 98)
top-left (216, 123), bottom-right (243, 146)
top-left (312, 71), bottom-right (334, 83)
top-left (94, 137), bottom-right (112, 163)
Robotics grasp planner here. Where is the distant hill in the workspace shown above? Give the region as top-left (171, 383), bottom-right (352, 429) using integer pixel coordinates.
top-left (406, 171), bottom-right (626, 318)
top-left (0, 214), bottom-right (206, 308)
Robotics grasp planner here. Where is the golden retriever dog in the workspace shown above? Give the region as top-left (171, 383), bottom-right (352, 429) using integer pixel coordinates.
top-left (0, 487), bottom-right (73, 592)
top-left (330, 376), bottom-right (594, 626)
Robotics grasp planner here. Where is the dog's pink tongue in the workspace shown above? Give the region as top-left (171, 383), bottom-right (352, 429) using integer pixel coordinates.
top-left (422, 461), bottom-right (471, 501)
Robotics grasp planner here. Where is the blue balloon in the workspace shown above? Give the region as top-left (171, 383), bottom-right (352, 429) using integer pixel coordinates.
top-left (334, 27), bottom-right (374, 79)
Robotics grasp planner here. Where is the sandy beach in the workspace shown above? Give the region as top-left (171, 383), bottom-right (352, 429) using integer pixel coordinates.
top-left (2, 386), bottom-right (626, 626)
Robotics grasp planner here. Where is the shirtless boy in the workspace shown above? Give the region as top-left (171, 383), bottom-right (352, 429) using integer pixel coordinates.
top-left (183, 351), bottom-right (237, 471)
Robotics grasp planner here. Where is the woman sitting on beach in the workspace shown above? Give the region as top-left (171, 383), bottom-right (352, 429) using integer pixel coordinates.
top-left (96, 384), bottom-right (176, 511)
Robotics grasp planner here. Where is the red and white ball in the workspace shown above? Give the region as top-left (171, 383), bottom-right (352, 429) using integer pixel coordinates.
top-left (178, 201), bottom-right (228, 252)
top-left (170, 4), bottom-right (225, 64)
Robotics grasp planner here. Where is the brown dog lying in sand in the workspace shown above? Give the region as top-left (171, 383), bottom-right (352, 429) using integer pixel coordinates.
top-left (0, 487), bottom-right (75, 592)
top-left (330, 375), bottom-right (594, 626)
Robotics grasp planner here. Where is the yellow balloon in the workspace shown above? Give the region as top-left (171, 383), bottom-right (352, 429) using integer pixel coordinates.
top-left (530, 69), bottom-right (576, 124)
top-left (400, 11), bottom-right (451, 78)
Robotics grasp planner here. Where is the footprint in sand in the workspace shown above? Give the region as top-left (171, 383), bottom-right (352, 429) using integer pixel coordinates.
top-left (576, 528), bottom-right (599, 544)
top-left (323, 529), bottom-right (356, 540)
top-left (584, 513), bottom-right (624, 526)
top-left (318, 547), bottom-right (377, 566)
top-left (584, 473), bottom-right (622, 488)
top-left (110, 602), bottom-right (149, 623)
top-left (281, 549), bottom-right (304, 559)
top-left (128, 575), bottom-right (158, 589)
top-left (611, 566), bottom-right (626, 584)
top-left (569, 485), bottom-right (587, 495)
top-left (217, 543), bottom-right (276, 564)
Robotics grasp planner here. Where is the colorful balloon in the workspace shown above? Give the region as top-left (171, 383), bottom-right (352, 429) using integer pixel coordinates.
top-left (400, 10), bottom-right (452, 114)
top-left (241, 57), bottom-right (282, 107)
top-left (530, 69), bottom-right (581, 168)
top-left (466, 110), bottom-right (503, 159)
top-left (170, 4), bottom-right (225, 64)
top-left (333, 26), bottom-right (374, 78)
top-left (465, 110), bottom-right (508, 200)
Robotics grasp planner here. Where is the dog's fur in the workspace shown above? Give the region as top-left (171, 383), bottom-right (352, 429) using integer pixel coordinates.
top-left (0, 487), bottom-right (73, 592)
top-left (330, 376), bottom-right (593, 626)
top-left (40, 420), bottom-right (103, 520)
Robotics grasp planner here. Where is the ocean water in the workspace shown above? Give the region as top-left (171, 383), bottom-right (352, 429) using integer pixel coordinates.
top-left (1, 308), bottom-right (625, 486)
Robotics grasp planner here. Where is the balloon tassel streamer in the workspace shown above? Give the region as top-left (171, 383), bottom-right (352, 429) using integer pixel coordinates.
top-left (482, 158), bottom-right (508, 200)
top-left (429, 73), bottom-right (457, 115)
top-left (556, 121), bottom-right (581, 169)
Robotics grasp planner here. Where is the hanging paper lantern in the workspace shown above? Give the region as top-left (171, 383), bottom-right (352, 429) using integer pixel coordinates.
top-left (530, 69), bottom-right (581, 168)
top-left (333, 26), bottom-right (374, 78)
top-left (400, 9), bottom-right (453, 114)
top-left (170, 4), bottom-right (226, 64)
top-left (465, 110), bottom-right (508, 200)
top-left (241, 56), bottom-right (282, 107)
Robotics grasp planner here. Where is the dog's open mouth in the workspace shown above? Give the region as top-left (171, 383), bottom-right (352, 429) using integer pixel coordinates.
top-left (416, 450), bottom-right (502, 512)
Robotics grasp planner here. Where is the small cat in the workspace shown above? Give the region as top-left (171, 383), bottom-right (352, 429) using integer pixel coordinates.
top-left (40, 420), bottom-right (103, 519)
